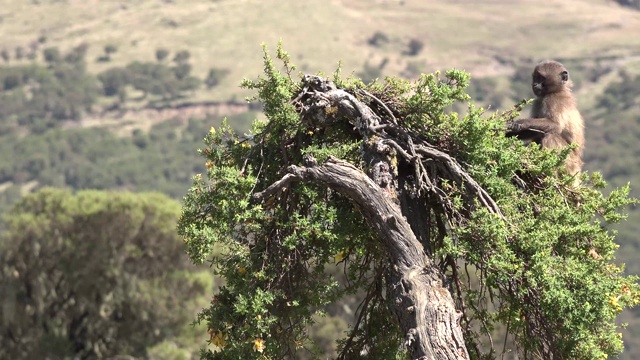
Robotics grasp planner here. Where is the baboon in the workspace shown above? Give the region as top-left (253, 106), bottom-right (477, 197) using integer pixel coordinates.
top-left (506, 60), bottom-right (585, 178)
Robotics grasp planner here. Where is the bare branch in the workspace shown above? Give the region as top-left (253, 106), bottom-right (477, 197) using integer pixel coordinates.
top-left (255, 156), bottom-right (469, 359)
top-left (414, 145), bottom-right (504, 219)
top-left (253, 173), bottom-right (300, 202)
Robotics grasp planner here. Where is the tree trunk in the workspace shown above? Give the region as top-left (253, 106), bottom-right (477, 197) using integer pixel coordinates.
top-left (252, 74), bottom-right (494, 358)
top-left (257, 157), bottom-right (469, 359)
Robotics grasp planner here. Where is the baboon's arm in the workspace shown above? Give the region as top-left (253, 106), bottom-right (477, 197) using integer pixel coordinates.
top-left (506, 118), bottom-right (561, 134)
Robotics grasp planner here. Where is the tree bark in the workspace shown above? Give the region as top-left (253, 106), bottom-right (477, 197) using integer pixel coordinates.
top-left (255, 158), bottom-right (469, 359)
top-left (254, 75), bottom-right (504, 360)
top-left (255, 75), bottom-right (505, 359)
top-left (255, 158), bottom-right (469, 360)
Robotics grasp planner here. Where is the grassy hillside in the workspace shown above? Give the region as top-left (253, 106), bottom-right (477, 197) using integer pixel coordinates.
top-left (2, 0), bottom-right (640, 104)
top-left (2, 0), bottom-right (640, 358)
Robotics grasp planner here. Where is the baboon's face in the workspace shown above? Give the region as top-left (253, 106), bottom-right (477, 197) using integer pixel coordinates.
top-left (531, 61), bottom-right (569, 97)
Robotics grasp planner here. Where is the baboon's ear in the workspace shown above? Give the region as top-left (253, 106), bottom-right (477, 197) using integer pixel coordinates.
top-left (560, 70), bottom-right (569, 83)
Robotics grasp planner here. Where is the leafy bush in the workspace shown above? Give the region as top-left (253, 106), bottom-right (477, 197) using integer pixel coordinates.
top-left (124, 61), bottom-right (199, 101)
top-left (0, 188), bottom-right (213, 359)
top-left (0, 112), bottom-right (255, 212)
top-left (0, 47), bottom-right (99, 131)
top-left (367, 31), bottom-right (389, 47)
top-left (98, 67), bottom-right (130, 96)
top-left (178, 44), bottom-right (639, 359)
top-left (597, 70), bottom-right (640, 111)
top-left (156, 48), bottom-right (170, 62)
top-left (405, 38), bottom-right (424, 56)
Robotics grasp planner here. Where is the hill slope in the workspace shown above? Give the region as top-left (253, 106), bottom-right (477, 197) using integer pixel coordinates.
top-left (2, 0), bottom-right (640, 103)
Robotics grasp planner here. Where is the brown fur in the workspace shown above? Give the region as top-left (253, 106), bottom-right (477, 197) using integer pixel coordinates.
top-left (507, 60), bottom-right (585, 177)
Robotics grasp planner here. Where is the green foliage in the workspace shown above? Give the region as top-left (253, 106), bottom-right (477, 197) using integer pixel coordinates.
top-left (96, 49), bottom-right (204, 103)
top-left (0, 111), bottom-right (258, 214)
top-left (178, 45), bottom-right (638, 359)
top-left (452, 178), bottom-right (638, 358)
top-left (0, 47), bottom-right (99, 132)
top-left (156, 48), bottom-right (170, 62)
top-left (42, 47), bottom-right (61, 64)
top-left (179, 44), bottom-right (381, 359)
top-left (597, 70), bottom-right (640, 111)
top-left (124, 60), bottom-right (200, 101)
top-left (98, 67), bottom-right (130, 96)
top-left (0, 188), bottom-right (212, 359)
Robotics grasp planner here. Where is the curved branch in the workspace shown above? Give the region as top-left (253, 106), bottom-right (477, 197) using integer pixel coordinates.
top-left (255, 156), bottom-right (469, 359)
top-left (298, 75), bottom-right (503, 221)
top-left (414, 144), bottom-right (504, 219)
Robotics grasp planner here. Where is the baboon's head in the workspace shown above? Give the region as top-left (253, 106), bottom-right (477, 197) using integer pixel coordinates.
top-left (531, 60), bottom-right (570, 97)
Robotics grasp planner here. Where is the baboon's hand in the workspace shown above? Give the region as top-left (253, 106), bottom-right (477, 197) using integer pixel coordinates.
top-left (505, 121), bottom-right (521, 132)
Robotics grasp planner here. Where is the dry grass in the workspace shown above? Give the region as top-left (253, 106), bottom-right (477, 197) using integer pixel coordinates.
top-left (0, 0), bottom-right (639, 102)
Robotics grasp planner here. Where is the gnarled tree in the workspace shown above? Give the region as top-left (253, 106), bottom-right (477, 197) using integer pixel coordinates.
top-left (178, 45), bottom-right (639, 360)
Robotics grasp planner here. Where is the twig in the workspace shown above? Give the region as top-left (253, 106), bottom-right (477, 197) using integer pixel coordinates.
top-left (252, 173), bottom-right (300, 202)
top-left (357, 89), bottom-right (398, 124)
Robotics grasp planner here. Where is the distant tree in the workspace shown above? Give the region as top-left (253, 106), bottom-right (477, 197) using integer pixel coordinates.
top-left (126, 61), bottom-right (199, 101)
top-left (0, 68), bottom-right (24, 91)
top-left (178, 44), bottom-right (639, 360)
top-left (0, 188), bottom-right (212, 359)
top-left (14, 47), bottom-right (24, 60)
top-left (126, 61), bottom-right (169, 98)
top-left (173, 62), bottom-right (192, 80)
top-left (97, 44), bottom-right (118, 63)
top-left (98, 67), bottom-right (130, 96)
top-left (597, 70), bottom-right (640, 111)
top-left (405, 38), bottom-right (424, 56)
top-left (204, 67), bottom-right (229, 89)
top-left (0, 49), bottom-right (100, 129)
top-left (368, 31), bottom-right (389, 47)
top-left (615, 0), bottom-right (640, 9)
top-left (156, 48), bottom-right (170, 62)
top-left (64, 43), bottom-right (89, 72)
top-left (0, 49), bottom-right (9, 63)
top-left (176, 76), bottom-right (200, 94)
top-left (105, 44), bottom-right (118, 56)
top-left (356, 59), bottom-right (387, 84)
top-left (132, 128), bottom-right (150, 149)
top-left (117, 86), bottom-right (127, 104)
top-left (42, 47), bottom-right (61, 64)
top-left (173, 50), bottom-right (191, 64)
top-left (63, 43), bottom-right (89, 65)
